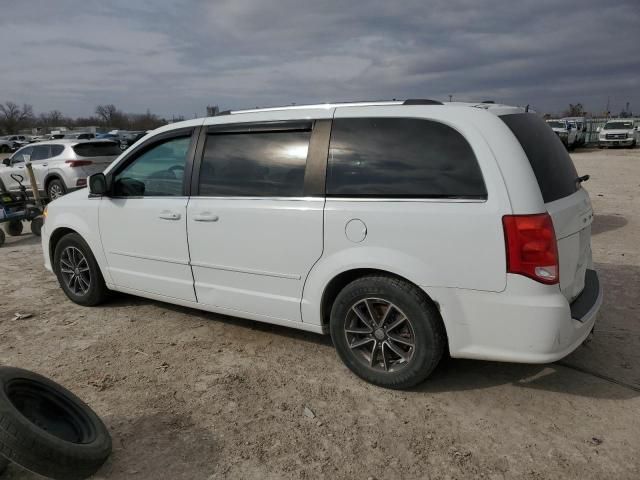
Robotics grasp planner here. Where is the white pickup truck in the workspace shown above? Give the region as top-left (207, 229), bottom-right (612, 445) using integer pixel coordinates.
top-left (546, 119), bottom-right (578, 149)
top-left (598, 119), bottom-right (638, 148)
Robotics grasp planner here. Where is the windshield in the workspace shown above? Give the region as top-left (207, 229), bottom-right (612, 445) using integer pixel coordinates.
top-left (547, 121), bottom-right (565, 129)
top-left (604, 121), bottom-right (633, 130)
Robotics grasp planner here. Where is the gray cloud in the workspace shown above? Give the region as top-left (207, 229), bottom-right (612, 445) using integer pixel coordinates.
top-left (1, 0), bottom-right (638, 117)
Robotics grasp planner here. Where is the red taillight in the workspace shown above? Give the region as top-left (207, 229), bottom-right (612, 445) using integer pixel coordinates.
top-left (65, 160), bottom-right (93, 167)
top-left (503, 213), bottom-right (559, 285)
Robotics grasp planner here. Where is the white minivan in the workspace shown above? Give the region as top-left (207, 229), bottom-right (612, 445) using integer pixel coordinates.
top-left (41, 100), bottom-right (602, 388)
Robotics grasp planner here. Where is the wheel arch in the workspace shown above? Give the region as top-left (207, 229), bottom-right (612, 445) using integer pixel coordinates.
top-left (44, 173), bottom-right (65, 195)
top-left (48, 224), bottom-right (112, 285)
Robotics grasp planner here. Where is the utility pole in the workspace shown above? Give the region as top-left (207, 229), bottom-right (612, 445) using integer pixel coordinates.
top-left (448, 94), bottom-right (453, 102)
top-left (606, 96), bottom-right (610, 118)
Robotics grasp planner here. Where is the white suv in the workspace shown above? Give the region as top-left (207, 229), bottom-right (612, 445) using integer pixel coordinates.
top-left (41, 100), bottom-right (602, 388)
top-left (1, 140), bottom-right (121, 200)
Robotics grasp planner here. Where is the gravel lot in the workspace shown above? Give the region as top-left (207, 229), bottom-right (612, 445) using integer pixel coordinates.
top-left (0, 148), bottom-right (639, 479)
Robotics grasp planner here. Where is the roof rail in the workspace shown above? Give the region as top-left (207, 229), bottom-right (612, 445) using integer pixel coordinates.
top-left (403, 99), bottom-right (444, 106)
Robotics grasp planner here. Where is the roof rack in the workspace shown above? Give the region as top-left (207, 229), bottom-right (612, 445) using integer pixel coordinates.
top-left (403, 99), bottom-right (444, 106)
top-left (219, 98), bottom-right (445, 115)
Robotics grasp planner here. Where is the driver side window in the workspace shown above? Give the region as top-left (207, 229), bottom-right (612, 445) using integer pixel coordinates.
top-left (113, 136), bottom-right (191, 197)
top-left (11, 147), bottom-right (33, 165)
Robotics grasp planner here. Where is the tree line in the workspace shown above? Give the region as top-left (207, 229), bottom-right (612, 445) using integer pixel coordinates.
top-left (0, 101), bottom-right (168, 135)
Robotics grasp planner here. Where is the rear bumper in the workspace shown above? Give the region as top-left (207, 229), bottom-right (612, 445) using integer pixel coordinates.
top-left (434, 270), bottom-right (603, 363)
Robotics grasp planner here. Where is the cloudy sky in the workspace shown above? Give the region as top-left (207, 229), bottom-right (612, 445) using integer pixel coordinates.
top-left (2, 0), bottom-right (638, 118)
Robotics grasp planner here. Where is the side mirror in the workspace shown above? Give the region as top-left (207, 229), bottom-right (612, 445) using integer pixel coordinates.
top-left (88, 173), bottom-right (108, 195)
top-left (596, 127), bottom-right (601, 132)
top-left (2, 158), bottom-right (10, 167)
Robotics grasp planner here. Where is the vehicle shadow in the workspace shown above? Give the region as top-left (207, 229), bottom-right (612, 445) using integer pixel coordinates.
top-left (591, 213), bottom-right (628, 235)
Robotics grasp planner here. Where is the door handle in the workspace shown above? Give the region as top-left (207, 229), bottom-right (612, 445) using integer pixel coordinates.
top-left (193, 213), bottom-right (219, 222)
top-left (158, 210), bottom-right (181, 220)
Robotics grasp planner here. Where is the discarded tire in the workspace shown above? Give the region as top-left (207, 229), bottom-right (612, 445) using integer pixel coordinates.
top-left (0, 367), bottom-right (111, 480)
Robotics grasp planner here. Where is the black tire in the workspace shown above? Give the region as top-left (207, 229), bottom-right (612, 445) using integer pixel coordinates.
top-left (330, 275), bottom-right (446, 389)
top-left (30, 216), bottom-right (43, 236)
top-left (0, 229), bottom-right (5, 247)
top-left (47, 178), bottom-right (67, 200)
top-left (6, 220), bottom-right (23, 236)
top-left (0, 367), bottom-right (111, 480)
top-left (53, 233), bottom-right (109, 306)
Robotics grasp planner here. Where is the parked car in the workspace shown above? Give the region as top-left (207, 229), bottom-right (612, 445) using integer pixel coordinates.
top-left (563, 116), bottom-right (587, 146)
top-left (64, 132), bottom-right (96, 140)
top-left (0, 139), bottom-right (121, 200)
top-left (598, 119), bottom-right (638, 148)
top-left (119, 131), bottom-right (147, 151)
top-left (0, 139), bottom-right (13, 153)
top-left (546, 119), bottom-right (578, 149)
top-left (42, 100), bottom-right (601, 388)
top-left (0, 135), bottom-right (30, 151)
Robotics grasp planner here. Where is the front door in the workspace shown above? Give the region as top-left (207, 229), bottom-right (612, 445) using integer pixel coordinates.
top-left (187, 119), bottom-right (328, 322)
top-left (99, 130), bottom-right (197, 301)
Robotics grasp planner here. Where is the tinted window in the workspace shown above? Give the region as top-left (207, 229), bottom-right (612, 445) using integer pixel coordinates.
top-left (51, 145), bottom-right (65, 156)
top-left (198, 130), bottom-right (310, 197)
top-left (500, 113), bottom-right (578, 203)
top-left (31, 145), bottom-right (51, 161)
top-left (327, 118), bottom-right (486, 198)
top-left (73, 142), bottom-right (121, 157)
top-left (114, 136), bottom-right (191, 197)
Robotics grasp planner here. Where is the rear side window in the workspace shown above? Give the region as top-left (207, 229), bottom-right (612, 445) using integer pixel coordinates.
top-left (31, 145), bottom-right (51, 160)
top-left (326, 118), bottom-right (487, 198)
top-left (73, 142), bottom-right (121, 157)
top-left (50, 145), bottom-right (65, 156)
top-left (500, 113), bottom-right (578, 203)
top-left (198, 129), bottom-right (311, 197)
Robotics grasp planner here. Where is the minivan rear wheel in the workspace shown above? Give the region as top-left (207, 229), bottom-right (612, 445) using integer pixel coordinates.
top-left (330, 275), bottom-right (446, 389)
top-left (53, 233), bottom-right (109, 306)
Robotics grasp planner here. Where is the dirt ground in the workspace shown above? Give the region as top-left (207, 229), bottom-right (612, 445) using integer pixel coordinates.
top-left (0, 148), bottom-right (639, 479)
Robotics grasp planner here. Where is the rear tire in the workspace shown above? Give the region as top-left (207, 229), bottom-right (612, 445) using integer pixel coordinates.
top-left (330, 275), bottom-right (446, 389)
top-left (53, 233), bottom-right (109, 306)
top-left (6, 220), bottom-right (23, 236)
top-left (47, 178), bottom-right (67, 200)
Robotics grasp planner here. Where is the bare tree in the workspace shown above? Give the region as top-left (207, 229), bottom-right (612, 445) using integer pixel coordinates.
top-left (0, 101), bottom-right (34, 134)
top-left (95, 104), bottom-right (119, 125)
top-left (563, 103), bottom-right (585, 117)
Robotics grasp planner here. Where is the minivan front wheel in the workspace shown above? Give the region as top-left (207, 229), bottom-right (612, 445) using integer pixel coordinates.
top-left (53, 233), bottom-right (108, 306)
top-left (330, 275), bottom-right (446, 389)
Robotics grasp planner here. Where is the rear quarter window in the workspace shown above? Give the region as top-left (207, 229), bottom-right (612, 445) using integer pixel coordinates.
top-left (327, 117), bottom-right (487, 198)
top-left (500, 113), bottom-right (578, 203)
top-left (73, 142), bottom-right (121, 157)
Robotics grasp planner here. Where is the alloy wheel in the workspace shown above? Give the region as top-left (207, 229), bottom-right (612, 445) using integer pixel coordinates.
top-left (49, 183), bottom-right (64, 199)
top-left (344, 298), bottom-right (416, 372)
top-left (59, 246), bottom-right (91, 296)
